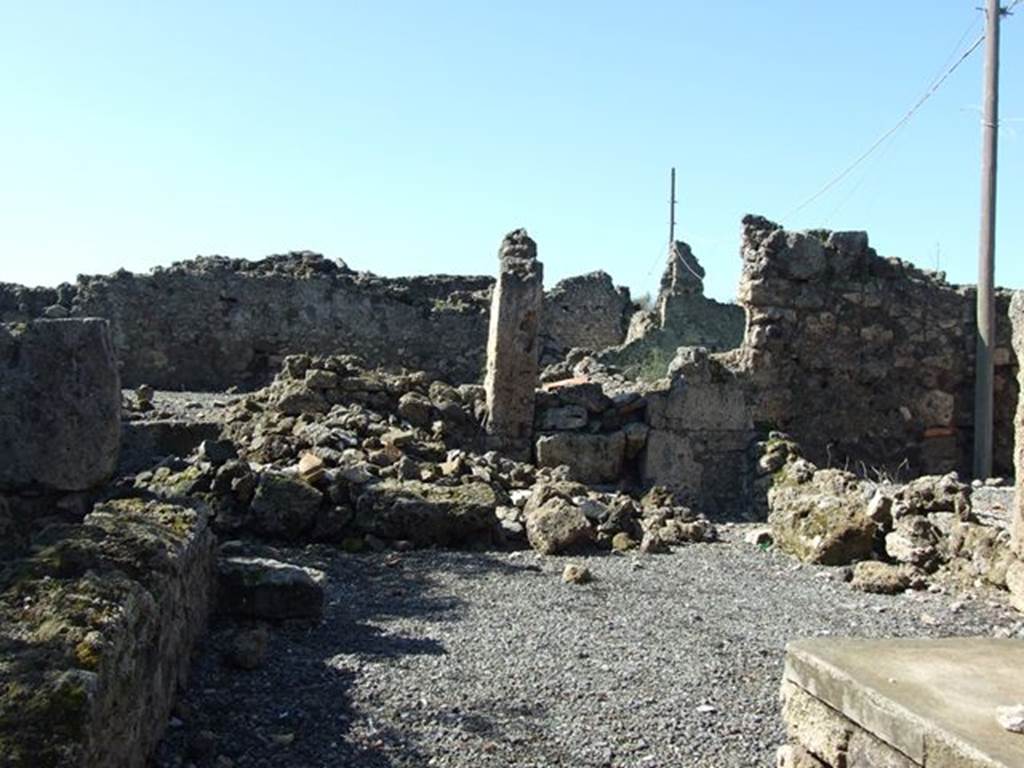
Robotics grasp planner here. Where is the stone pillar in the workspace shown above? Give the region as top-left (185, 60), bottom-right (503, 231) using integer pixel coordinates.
top-left (484, 229), bottom-right (543, 461)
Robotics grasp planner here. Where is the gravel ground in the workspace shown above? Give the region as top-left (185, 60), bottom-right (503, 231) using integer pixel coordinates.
top-left (124, 390), bottom-right (241, 424)
top-left (153, 527), bottom-right (1022, 768)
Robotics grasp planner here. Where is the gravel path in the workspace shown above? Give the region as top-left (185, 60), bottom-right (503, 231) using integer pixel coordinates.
top-left (153, 527), bottom-right (1022, 768)
top-left (124, 390), bottom-right (241, 424)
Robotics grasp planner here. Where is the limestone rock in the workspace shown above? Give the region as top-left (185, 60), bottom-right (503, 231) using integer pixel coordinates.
top-left (354, 479), bottom-right (499, 546)
top-left (745, 527), bottom-right (774, 547)
top-left (639, 530), bottom-right (669, 554)
top-left (297, 452), bottom-right (325, 483)
top-left (525, 496), bottom-right (594, 555)
top-left (884, 515), bottom-right (943, 570)
top-left (768, 468), bottom-right (876, 565)
top-left (250, 472), bottom-right (323, 540)
top-left (775, 744), bottom-right (828, 768)
top-left (780, 680), bottom-right (850, 767)
top-left (611, 532), bottom-right (637, 551)
top-left (218, 556), bottom-right (325, 621)
top-left (0, 319), bottom-right (121, 492)
top-left (562, 563), bottom-right (592, 584)
top-left (850, 561), bottom-right (921, 595)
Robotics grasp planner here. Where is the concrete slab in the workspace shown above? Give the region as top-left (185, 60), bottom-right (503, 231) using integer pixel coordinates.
top-left (784, 638), bottom-right (1024, 768)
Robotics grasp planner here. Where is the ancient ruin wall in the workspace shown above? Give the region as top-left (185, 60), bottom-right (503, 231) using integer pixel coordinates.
top-left (0, 498), bottom-right (214, 768)
top-left (736, 215), bottom-right (1018, 477)
top-left (598, 242), bottom-right (745, 378)
top-left (0, 252), bottom-right (635, 390)
top-left (540, 271), bottom-right (633, 362)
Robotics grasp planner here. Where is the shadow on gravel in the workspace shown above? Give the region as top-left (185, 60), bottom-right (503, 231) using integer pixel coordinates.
top-left (154, 547), bottom-right (537, 768)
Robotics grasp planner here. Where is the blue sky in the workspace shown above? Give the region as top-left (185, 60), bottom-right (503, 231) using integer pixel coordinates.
top-left (0, 1), bottom-right (1021, 302)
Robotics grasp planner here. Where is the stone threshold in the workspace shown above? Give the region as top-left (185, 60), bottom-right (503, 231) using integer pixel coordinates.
top-left (782, 638), bottom-right (1024, 767)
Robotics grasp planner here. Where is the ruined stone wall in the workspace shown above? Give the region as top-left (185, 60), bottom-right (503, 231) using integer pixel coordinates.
top-left (0, 497), bottom-right (214, 768)
top-left (598, 243), bottom-right (745, 379)
top-left (1, 252), bottom-right (635, 391)
top-left (736, 215), bottom-right (1018, 478)
top-left (641, 348), bottom-right (755, 518)
top-left (69, 254), bottom-right (494, 390)
top-left (540, 271), bottom-right (633, 362)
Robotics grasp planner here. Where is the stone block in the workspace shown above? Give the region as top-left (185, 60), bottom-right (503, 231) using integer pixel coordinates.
top-left (354, 479), bottom-right (499, 546)
top-left (535, 431), bottom-right (626, 484)
top-left (218, 556), bottom-right (325, 621)
top-left (0, 319), bottom-right (121, 492)
top-left (784, 637), bottom-right (1024, 767)
top-left (780, 679), bottom-right (851, 767)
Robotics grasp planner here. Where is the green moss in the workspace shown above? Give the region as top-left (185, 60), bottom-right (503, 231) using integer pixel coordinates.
top-left (73, 640), bottom-right (101, 671)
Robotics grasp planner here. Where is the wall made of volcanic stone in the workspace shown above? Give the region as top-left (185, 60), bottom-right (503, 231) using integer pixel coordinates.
top-left (736, 215), bottom-right (1018, 478)
top-left (540, 271), bottom-right (633, 363)
top-left (3, 253), bottom-right (635, 391)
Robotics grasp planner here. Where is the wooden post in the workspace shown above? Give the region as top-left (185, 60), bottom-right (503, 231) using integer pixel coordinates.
top-left (973, 0), bottom-right (1001, 479)
top-left (668, 167), bottom-right (677, 252)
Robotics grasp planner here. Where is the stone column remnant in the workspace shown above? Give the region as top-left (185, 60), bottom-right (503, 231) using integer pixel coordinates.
top-left (484, 229), bottom-right (543, 461)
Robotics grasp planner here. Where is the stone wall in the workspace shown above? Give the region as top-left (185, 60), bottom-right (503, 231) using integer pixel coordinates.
top-left (0, 497), bottom-right (215, 768)
top-left (598, 242), bottom-right (745, 379)
top-left (736, 215), bottom-right (1018, 478)
top-left (540, 271), bottom-right (633, 363)
top-left (71, 253), bottom-right (494, 390)
top-left (641, 348), bottom-right (755, 518)
top-left (0, 252), bottom-right (635, 391)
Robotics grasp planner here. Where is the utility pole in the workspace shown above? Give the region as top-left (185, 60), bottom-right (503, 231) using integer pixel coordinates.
top-left (973, 0), bottom-right (1001, 479)
top-left (668, 167), bottom-right (677, 251)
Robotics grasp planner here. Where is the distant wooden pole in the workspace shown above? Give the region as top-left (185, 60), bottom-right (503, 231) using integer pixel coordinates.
top-left (973, 0), bottom-right (1001, 479)
top-left (668, 167), bottom-right (677, 251)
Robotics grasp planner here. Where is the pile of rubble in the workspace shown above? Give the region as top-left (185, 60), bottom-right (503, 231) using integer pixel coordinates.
top-left (763, 435), bottom-right (1019, 600)
top-left (127, 353), bottom-right (716, 558)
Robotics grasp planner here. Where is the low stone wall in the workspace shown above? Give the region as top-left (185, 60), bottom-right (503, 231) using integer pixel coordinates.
top-left (0, 497), bottom-right (215, 768)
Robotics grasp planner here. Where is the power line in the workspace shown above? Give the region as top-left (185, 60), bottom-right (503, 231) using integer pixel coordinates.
top-left (783, 24), bottom-right (986, 221)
